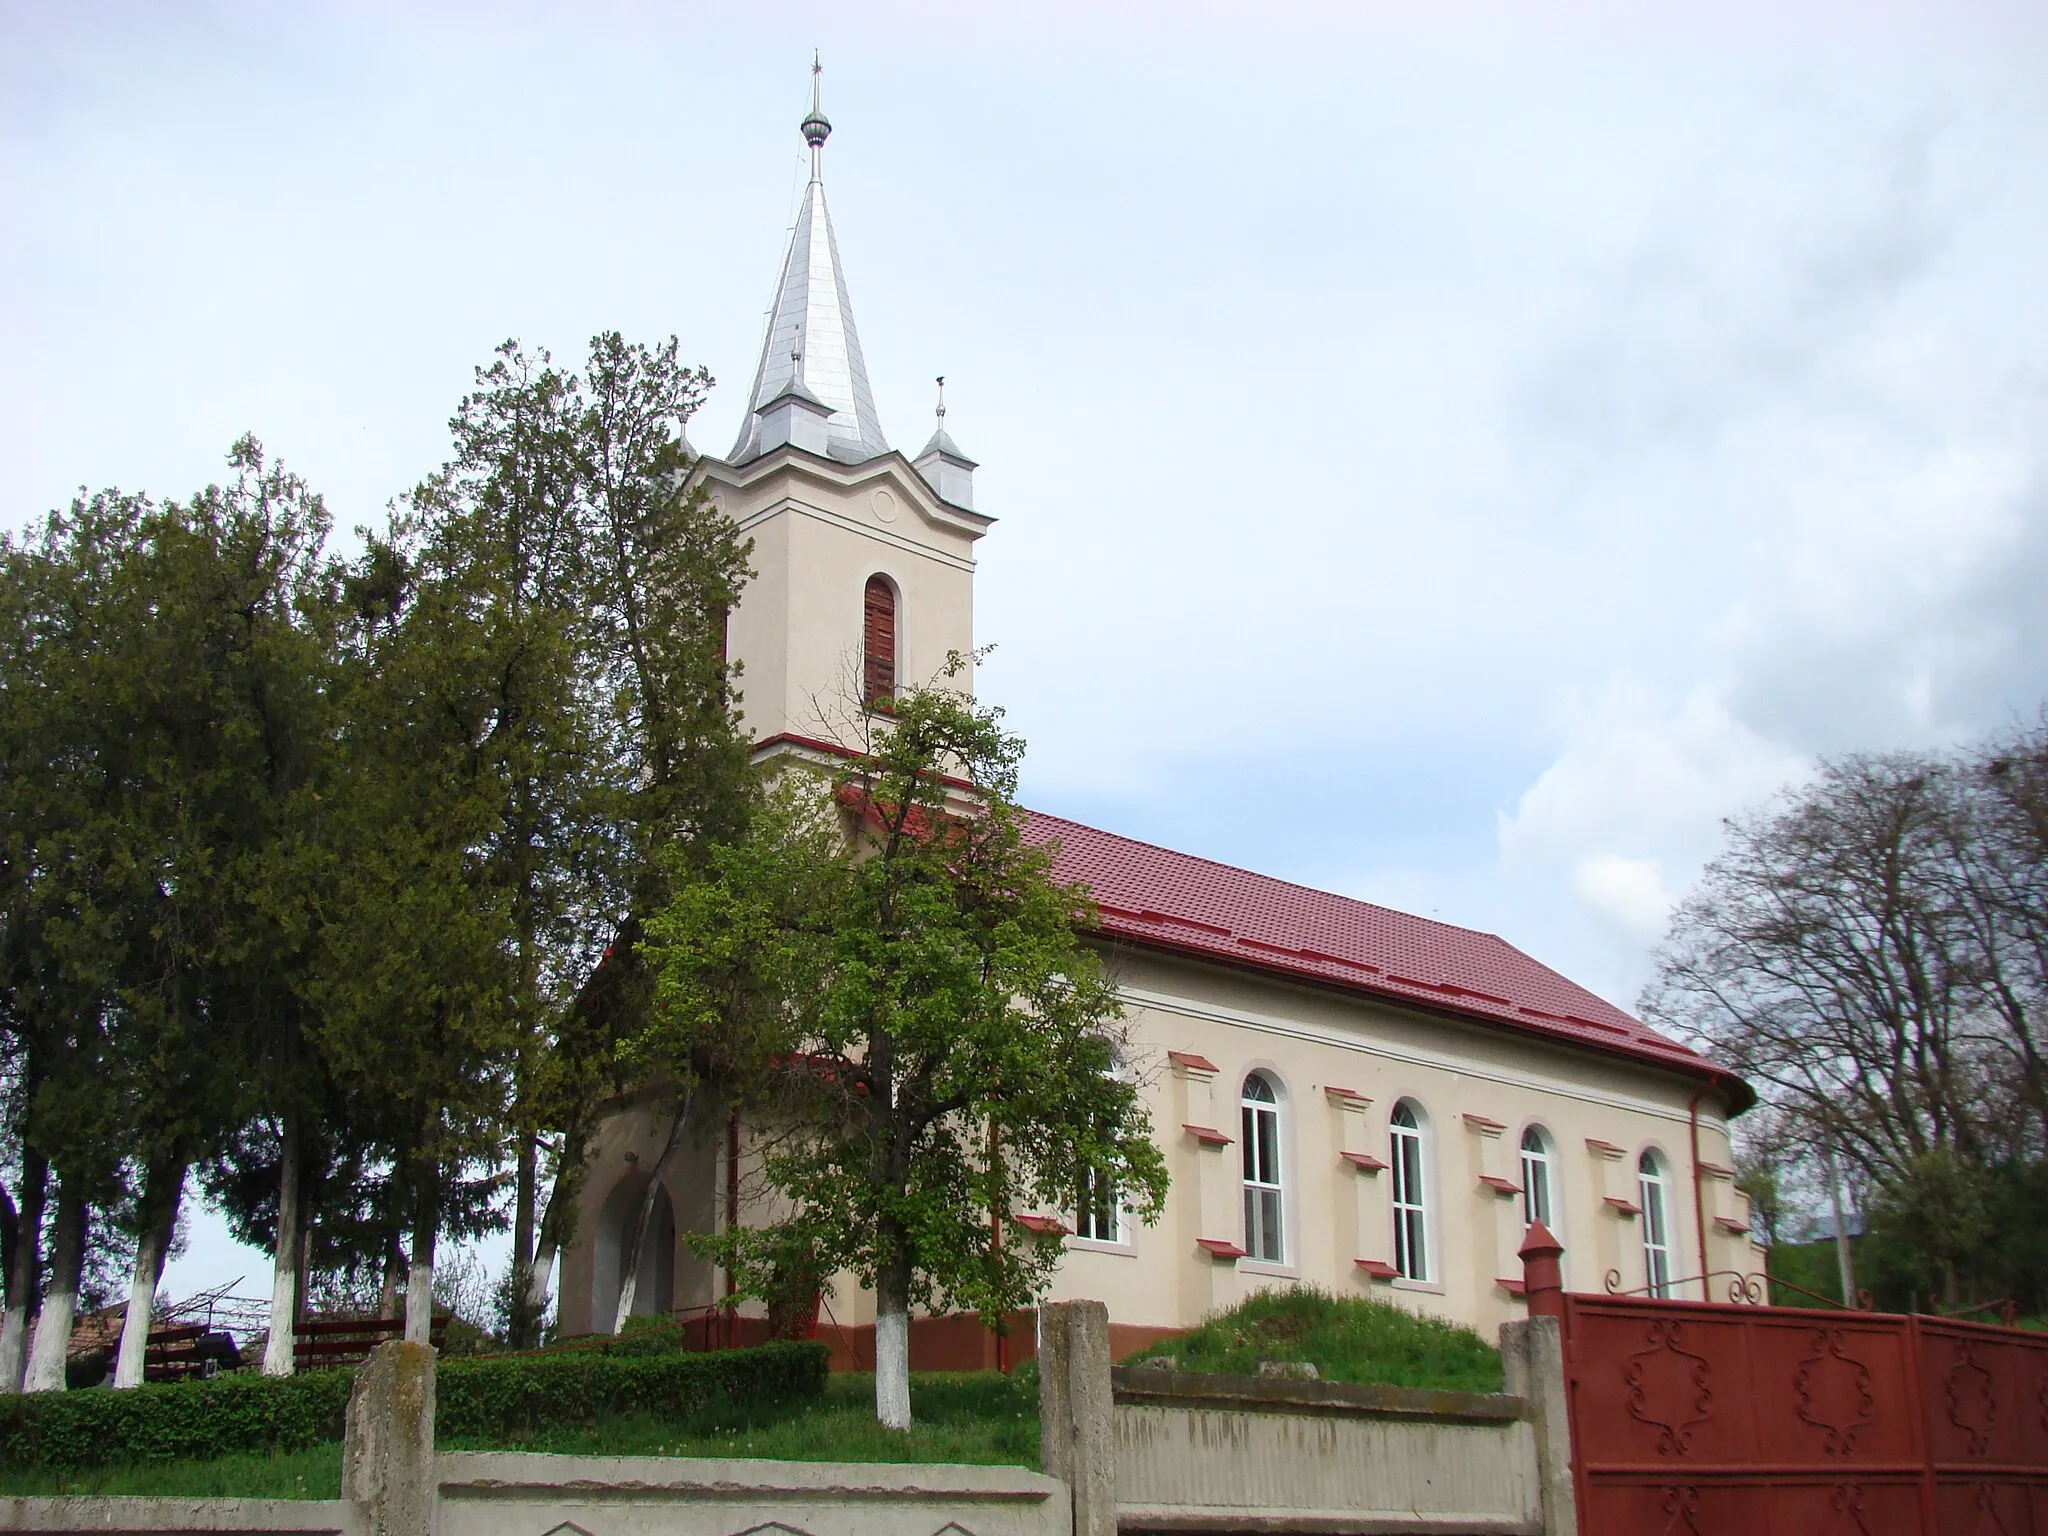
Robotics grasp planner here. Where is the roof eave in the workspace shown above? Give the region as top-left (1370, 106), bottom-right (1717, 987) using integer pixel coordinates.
top-left (1090, 927), bottom-right (1756, 1116)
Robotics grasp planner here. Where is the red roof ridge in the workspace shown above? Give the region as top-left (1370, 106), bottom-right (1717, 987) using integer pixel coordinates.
top-left (1023, 807), bottom-right (1508, 943)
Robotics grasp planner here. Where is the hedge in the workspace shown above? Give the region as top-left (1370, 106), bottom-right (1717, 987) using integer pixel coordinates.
top-left (436, 1338), bottom-right (828, 1439)
top-left (0, 1339), bottom-right (830, 1471)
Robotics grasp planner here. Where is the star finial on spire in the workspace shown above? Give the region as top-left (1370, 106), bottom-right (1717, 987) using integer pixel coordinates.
top-left (801, 52), bottom-right (832, 182)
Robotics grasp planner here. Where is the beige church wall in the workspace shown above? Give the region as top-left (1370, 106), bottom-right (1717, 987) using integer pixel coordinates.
top-left (1035, 946), bottom-right (1761, 1342)
top-left (561, 942), bottom-right (1761, 1348)
top-left (708, 455), bottom-right (983, 745)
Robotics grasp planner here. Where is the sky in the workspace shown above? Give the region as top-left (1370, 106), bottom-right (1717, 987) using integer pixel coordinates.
top-left (4, 0), bottom-right (2045, 1302)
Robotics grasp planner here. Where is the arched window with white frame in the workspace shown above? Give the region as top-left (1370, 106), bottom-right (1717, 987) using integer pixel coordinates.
top-left (1390, 1100), bottom-right (1430, 1281)
top-left (1241, 1073), bottom-right (1284, 1263)
top-left (1639, 1149), bottom-right (1674, 1298)
top-left (1520, 1125), bottom-right (1555, 1230)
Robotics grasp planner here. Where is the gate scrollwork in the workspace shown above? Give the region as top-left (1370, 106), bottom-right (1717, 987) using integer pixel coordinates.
top-left (1794, 1327), bottom-right (1877, 1456)
top-left (1625, 1319), bottom-right (1715, 1456)
top-left (1945, 1341), bottom-right (1998, 1458)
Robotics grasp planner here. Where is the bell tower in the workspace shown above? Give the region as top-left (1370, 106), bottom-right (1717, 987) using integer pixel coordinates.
top-left (696, 60), bottom-right (990, 754)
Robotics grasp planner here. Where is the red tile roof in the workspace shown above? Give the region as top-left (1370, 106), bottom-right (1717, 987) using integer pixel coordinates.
top-left (1021, 809), bottom-right (1750, 1112)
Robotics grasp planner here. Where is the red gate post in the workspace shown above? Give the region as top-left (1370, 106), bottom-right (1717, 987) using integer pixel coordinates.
top-left (1506, 1220), bottom-right (1577, 1536)
top-left (1519, 1220), bottom-right (1566, 1322)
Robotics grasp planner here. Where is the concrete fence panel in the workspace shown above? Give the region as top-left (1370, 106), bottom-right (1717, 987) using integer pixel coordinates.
top-left (435, 1452), bottom-right (1071, 1536)
top-left (1110, 1369), bottom-right (1542, 1536)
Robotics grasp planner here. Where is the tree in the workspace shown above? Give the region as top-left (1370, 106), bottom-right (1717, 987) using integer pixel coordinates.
top-left (391, 334), bottom-right (753, 1345)
top-left (1646, 723), bottom-right (2048, 1310)
top-left (0, 447), bottom-right (331, 1386)
top-left (642, 670), bottom-right (1169, 1428)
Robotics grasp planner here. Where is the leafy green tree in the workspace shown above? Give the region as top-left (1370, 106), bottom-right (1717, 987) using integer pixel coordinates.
top-left (642, 672), bottom-right (1168, 1428)
top-left (0, 446), bottom-right (331, 1386)
top-left (381, 333), bottom-right (752, 1345)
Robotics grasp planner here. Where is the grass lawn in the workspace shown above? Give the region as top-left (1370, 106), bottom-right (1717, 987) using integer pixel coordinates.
top-left (1121, 1286), bottom-right (1503, 1393)
top-left (440, 1370), bottom-right (1037, 1466)
top-left (0, 1372), bottom-right (1038, 1498)
top-left (0, 1443), bottom-right (342, 1500)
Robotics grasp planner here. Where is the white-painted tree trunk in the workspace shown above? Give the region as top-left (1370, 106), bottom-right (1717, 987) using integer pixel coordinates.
top-left (0, 1151), bottom-right (48, 1394)
top-left (24, 1191), bottom-right (84, 1393)
top-left (261, 1116), bottom-right (303, 1376)
top-left (404, 1223), bottom-right (435, 1345)
top-left (0, 1300), bottom-right (30, 1395)
top-left (112, 1168), bottom-right (183, 1388)
top-left (874, 1307), bottom-right (911, 1430)
top-left (516, 1138), bottom-right (580, 1338)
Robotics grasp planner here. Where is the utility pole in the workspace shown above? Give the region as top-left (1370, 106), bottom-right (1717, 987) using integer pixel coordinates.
top-left (1822, 1130), bottom-right (1857, 1305)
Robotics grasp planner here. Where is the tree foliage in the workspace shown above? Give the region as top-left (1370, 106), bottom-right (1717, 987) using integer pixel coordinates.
top-left (642, 670), bottom-right (1169, 1426)
top-left (0, 326), bottom-right (754, 1379)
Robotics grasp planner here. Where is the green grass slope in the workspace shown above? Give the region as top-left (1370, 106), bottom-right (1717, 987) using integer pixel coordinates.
top-left (1121, 1285), bottom-right (1504, 1393)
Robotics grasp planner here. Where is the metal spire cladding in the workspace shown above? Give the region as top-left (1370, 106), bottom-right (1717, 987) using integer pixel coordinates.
top-left (728, 57), bottom-right (889, 466)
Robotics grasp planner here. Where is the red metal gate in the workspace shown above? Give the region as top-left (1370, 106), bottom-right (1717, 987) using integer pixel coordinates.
top-left (1556, 1292), bottom-right (2048, 1534)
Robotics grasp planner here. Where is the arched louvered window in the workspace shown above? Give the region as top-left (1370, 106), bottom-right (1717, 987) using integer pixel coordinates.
top-left (862, 576), bottom-right (897, 706)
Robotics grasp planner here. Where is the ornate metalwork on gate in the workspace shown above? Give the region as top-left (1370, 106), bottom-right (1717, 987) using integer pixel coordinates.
top-left (1624, 1319), bottom-right (1715, 1456)
top-left (1827, 1482), bottom-right (1874, 1536)
top-left (1945, 1341), bottom-right (1997, 1458)
top-left (1559, 1292), bottom-right (2048, 1534)
top-left (1795, 1326), bottom-right (1877, 1456)
top-left (1658, 1484), bottom-right (1703, 1535)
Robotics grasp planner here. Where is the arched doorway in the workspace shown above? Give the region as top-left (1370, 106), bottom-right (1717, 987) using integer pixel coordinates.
top-left (590, 1175), bottom-right (675, 1331)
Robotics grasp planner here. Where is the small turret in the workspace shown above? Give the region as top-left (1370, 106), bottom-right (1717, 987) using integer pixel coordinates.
top-left (752, 345), bottom-right (835, 456)
top-left (914, 376), bottom-right (978, 510)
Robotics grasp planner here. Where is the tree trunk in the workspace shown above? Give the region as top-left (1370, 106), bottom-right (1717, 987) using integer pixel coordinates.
top-left (508, 1132), bottom-right (537, 1347)
top-left (24, 1184), bottom-right (85, 1393)
top-left (378, 1235), bottom-right (404, 1320)
top-left (0, 1146), bottom-right (48, 1393)
top-left (874, 1243), bottom-right (912, 1430)
top-left (113, 1160), bottom-right (183, 1389)
top-left (405, 1169), bottom-right (438, 1346)
top-left (261, 1111), bottom-right (303, 1376)
top-left (612, 1109), bottom-right (685, 1335)
top-left (520, 1130), bottom-right (585, 1338)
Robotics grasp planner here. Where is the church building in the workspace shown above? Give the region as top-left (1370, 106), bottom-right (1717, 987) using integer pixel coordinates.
top-left (556, 73), bottom-right (1763, 1364)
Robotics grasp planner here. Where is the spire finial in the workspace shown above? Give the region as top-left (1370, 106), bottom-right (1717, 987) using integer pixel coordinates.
top-left (801, 52), bottom-right (831, 182)
top-left (935, 375), bottom-right (946, 421)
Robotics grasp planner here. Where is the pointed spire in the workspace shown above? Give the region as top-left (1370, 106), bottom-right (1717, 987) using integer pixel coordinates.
top-left (730, 56), bottom-right (888, 466)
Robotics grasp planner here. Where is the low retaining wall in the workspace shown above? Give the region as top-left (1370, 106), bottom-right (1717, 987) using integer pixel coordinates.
top-left (0, 1500), bottom-right (362, 1535)
top-left (437, 1452), bottom-right (1068, 1536)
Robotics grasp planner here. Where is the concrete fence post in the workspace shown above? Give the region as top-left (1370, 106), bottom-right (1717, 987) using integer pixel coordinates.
top-left (342, 1340), bottom-right (437, 1536)
top-left (1036, 1300), bottom-right (1114, 1536)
